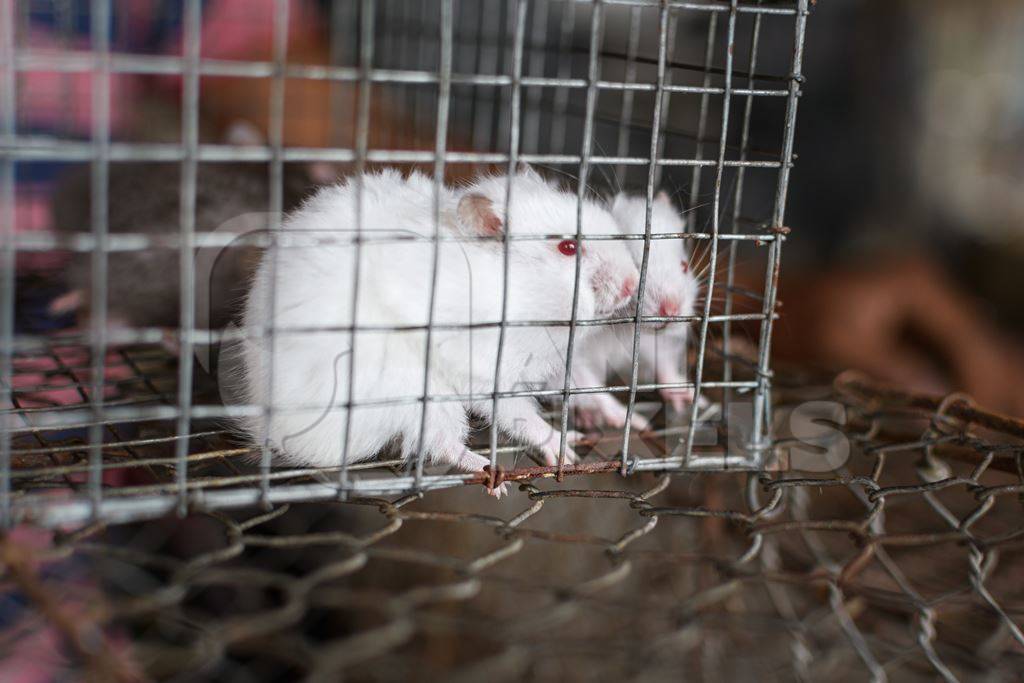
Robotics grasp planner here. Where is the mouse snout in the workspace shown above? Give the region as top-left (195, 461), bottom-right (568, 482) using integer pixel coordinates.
top-left (644, 294), bottom-right (686, 330)
top-left (658, 298), bottom-right (681, 319)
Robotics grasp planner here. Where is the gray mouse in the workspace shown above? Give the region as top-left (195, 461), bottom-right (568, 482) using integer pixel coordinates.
top-left (49, 160), bottom-right (320, 338)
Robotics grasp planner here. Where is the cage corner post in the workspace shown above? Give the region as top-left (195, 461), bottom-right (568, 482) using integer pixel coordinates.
top-left (749, 0), bottom-right (810, 469)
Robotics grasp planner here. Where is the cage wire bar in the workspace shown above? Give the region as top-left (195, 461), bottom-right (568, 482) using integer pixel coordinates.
top-left (175, 0), bottom-right (201, 516)
top-left (557, 0), bottom-right (600, 477)
top-left (415, 0), bottom-right (454, 487)
top-left (86, 0), bottom-right (111, 519)
top-left (258, 0), bottom-right (290, 511)
top-left (618, 0), bottom-right (668, 474)
top-left (685, 0), bottom-right (738, 467)
top-left (722, 6), bottom-right (759, 411)
top-left (338, 0), bottom-right (375, 495)
top-left (0, 0), bottom-right (809, 528)
top-left (489, 0), bottom-right (527, 476)
top-left (0, 0), bottom-right (14, 527)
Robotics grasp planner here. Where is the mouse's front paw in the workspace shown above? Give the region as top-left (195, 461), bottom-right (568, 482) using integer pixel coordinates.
top-left (573, 406), bottom-right (601, 431)
top-left (539, 431), bottom-right (580, 466)
top-left (599, 400), bottom-right (651, 432)
top-left (564, 429), bottom-right (586, 446)
top-left (660, 386), bottom-right (695, 414)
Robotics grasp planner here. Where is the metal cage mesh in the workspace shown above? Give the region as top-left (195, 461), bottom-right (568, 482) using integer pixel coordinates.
top-left (1, 3), bottom-right (1023, 680)
top-left (2, 0), bottom-right (807, 527)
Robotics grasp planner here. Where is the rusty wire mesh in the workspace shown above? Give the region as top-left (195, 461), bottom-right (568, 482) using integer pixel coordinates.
top-left (1, 339), bottom-right (1023, 681)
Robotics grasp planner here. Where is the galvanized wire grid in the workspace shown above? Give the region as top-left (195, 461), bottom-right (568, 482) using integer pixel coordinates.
top-left (1, 370), bottom-right (1022, 681)
top-left (2, 1), bottom-right (806, 526)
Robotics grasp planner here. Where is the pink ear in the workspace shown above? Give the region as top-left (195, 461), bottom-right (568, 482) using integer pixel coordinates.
top-left (457, 193), bottom-right (503, 237)
top-left (655, 190), bottom-right (672, 206)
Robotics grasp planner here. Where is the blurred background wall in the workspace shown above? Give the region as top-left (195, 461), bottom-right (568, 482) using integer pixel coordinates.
top-left (788, 0), bottom-right (1024, 324)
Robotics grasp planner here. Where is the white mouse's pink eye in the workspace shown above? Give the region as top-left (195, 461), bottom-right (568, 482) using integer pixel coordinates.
top-left (557, 239), bottom-right (578, 257)
top-left (680, 260), bottom-right (689, 273)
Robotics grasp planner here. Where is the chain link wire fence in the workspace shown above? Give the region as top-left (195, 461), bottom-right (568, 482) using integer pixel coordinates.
top-left (2, 341), bottom-right (1024, 680)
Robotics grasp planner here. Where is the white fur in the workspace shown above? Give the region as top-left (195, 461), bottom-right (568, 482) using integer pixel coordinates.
top-left (549, 192), bottom-right (700, 430)
top-left (234, 168), bottom-right (639, 478)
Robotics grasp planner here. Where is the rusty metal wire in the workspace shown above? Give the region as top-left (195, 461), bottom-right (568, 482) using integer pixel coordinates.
top-left (1, 339), bottom-right (1023, 681)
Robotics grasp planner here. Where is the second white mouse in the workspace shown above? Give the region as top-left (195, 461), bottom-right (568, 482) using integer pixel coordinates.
top-left (551, 191), bottom-right (700, 431)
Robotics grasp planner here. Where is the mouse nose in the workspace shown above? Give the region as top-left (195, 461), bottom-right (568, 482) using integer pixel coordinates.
top-left (658, 298), bottom-right (680, 318)
top-left (619, 275), bottom-right (638, 302)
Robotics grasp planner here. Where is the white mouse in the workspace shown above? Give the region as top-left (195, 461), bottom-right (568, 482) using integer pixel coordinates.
top-left (552, 190), bottom-right (700, 431)
top-left (234, 166), bottom-right (639, 494)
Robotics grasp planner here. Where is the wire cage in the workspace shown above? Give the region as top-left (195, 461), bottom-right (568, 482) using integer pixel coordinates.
top-left (2, 3), bottom-right (1024, 681)
top-left (2, 0), bottom-right (808, 528)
